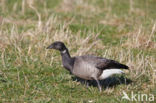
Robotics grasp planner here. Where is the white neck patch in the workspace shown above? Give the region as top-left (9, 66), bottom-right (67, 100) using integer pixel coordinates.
top-left (62, 50), bottom-right (66, 53)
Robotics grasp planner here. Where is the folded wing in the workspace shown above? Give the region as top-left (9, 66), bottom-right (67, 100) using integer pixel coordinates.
top-left (96, 59), bottom-right (129, 70)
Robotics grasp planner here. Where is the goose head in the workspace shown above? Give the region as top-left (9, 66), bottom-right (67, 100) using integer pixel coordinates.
top-left (47, 41), bottom-right (66, 52)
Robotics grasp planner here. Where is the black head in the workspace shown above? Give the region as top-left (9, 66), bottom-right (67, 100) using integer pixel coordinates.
top-left (47, 41), bottom-right (66, 51)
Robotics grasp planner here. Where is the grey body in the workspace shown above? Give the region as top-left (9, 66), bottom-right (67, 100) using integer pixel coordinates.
top-left (47, 41), bottom-right (129, 92)
top-left (72, 55), bottom-right (103, 80)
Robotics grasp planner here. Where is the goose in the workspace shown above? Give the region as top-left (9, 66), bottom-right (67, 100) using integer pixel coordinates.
top-left (47, 41), bottom-right (129, 92)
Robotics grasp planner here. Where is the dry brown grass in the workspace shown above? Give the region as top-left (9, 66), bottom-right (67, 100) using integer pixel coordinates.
top-left (1, 8), bottom-right (155, 79)
top-left (1, 14), bottom-right (155, 88)
top-left (122, 24), bottom-right (156, 49)
top-left (0, 0), bottom-right (156, 102)
top-left (57, 0), bottom-right (101, 17)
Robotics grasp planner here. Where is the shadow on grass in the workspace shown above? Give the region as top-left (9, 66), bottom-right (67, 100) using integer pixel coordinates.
top-left (0, 74), bottom-right (7, 83)
top-left (72, 75), bottom-right (132, 89)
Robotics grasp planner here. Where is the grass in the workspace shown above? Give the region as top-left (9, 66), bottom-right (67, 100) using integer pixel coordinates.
top-left (0, 0), bottom-right (156, 102)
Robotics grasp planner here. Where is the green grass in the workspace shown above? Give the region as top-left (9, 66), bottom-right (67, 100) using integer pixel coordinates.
top-left (0, 0), bottom-right (156, 102)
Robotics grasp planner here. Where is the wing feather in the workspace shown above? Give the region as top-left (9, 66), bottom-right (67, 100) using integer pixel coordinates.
top-left (96, 59), bottom-right (129, 70)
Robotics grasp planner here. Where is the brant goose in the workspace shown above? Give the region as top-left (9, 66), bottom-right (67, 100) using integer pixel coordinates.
top-left (47, 41), bottom-right (129, 92)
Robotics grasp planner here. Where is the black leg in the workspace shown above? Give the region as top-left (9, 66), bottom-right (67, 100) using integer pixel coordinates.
top-left (93, 78), bottom-right (102, 92)
top-left (85, 80), bottom-right (90, 88)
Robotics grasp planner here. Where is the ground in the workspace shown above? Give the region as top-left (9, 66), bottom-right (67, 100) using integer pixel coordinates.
top-left (0, 0), bottom-right (156, 102)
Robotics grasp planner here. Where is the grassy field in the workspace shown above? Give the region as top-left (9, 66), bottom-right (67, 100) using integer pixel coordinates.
top-left (0, 0), bottom-right (156, 102)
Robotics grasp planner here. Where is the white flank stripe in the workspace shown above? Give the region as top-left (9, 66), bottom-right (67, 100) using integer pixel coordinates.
top-left (99, 69), bottom-right (124, 80)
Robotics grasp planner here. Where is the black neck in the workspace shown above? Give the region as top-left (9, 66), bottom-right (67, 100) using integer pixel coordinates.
top-left (60, 49), bottom-right (74, 72)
